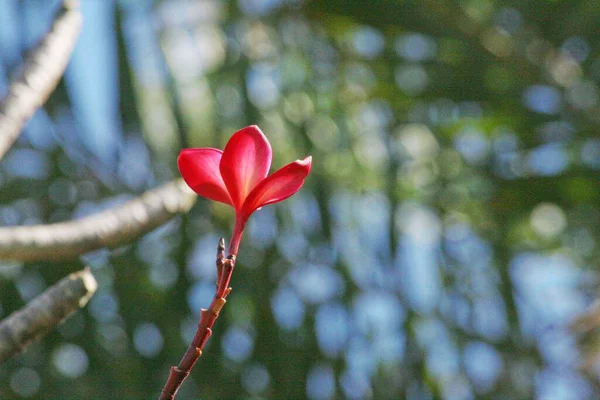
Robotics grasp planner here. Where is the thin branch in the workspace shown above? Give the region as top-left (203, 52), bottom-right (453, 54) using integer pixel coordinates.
top-left (572, 301), bottom-right (600, 335)
top-left (0, 179), bottom-right (196, 261)
top-left (159, 238), bottom-right (235, 400)
top-left (571, 300), bottom-right (600, 374)
top-left (0, 267), bottom-right (97, 363)
top-left (0, 0), bottom-right (82, 160)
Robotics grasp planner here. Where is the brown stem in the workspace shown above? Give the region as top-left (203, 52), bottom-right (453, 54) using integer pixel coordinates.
top-left (159, 238), bottom-right (236, 400)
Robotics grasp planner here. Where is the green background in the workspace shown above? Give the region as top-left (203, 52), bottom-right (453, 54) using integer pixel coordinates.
top-left (0, 0), bottom-right (599, 399)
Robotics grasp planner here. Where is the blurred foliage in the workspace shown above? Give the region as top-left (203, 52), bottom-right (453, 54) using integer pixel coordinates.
top-left (1, 0), bottom-right (600, 399)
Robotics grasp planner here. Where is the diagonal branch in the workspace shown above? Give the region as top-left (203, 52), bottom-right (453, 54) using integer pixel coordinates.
top-left (0, 267), bottom-right (97, 363)
top-left (571, 300), bottom-right (600, 375)
top-left (0, 179), bottom-right (196, 261)
top-left (159, 238), bottom-right (235, 400)
top-left (0, 0), bottom-right (82, 160)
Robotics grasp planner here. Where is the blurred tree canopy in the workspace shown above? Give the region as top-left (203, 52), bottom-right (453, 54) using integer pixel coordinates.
top-left (0, 0), bottom-right (599, 399)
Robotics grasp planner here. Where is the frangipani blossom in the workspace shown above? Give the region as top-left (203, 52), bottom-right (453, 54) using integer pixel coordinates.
top-left (178, 125), bottom-right (312, 255)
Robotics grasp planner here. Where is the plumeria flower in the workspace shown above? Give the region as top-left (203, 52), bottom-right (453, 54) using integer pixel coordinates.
top-left (178, 125), bottom-right (312, 255)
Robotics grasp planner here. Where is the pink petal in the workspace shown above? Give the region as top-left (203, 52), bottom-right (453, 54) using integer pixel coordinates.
top-left (220, 125), bottom-right (272, 211)
top-left (241, 156), bottom-right (312, 220)
top-left (178, 148), bottom-right (232, 206)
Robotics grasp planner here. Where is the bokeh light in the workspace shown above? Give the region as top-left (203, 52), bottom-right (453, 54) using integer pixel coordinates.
top-left (0, 0), bottom-right (599, 399)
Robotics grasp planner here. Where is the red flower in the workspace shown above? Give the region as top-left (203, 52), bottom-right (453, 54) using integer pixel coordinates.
top-left (178, 125), bottom-right (312, 255)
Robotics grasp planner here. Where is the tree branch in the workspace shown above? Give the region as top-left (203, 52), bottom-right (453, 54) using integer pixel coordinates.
top-left (0, 0), bottom-right (82, 160)
top-left (159, 238), bottom-right (235, 400)
top-left (571, 300), bottom-right (600, 375)
top-left (0, 179), bottom-right (196, 261)
top-left (0, 267), bottom-right (97, 363)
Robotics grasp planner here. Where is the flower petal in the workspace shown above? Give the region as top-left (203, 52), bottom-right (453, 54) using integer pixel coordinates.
top-left (178, 148), bottom-right (232, 206)
top-left (241, 156), bottom-right (312, 219)
top-left (220, 125), bottom-right (272, 211)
